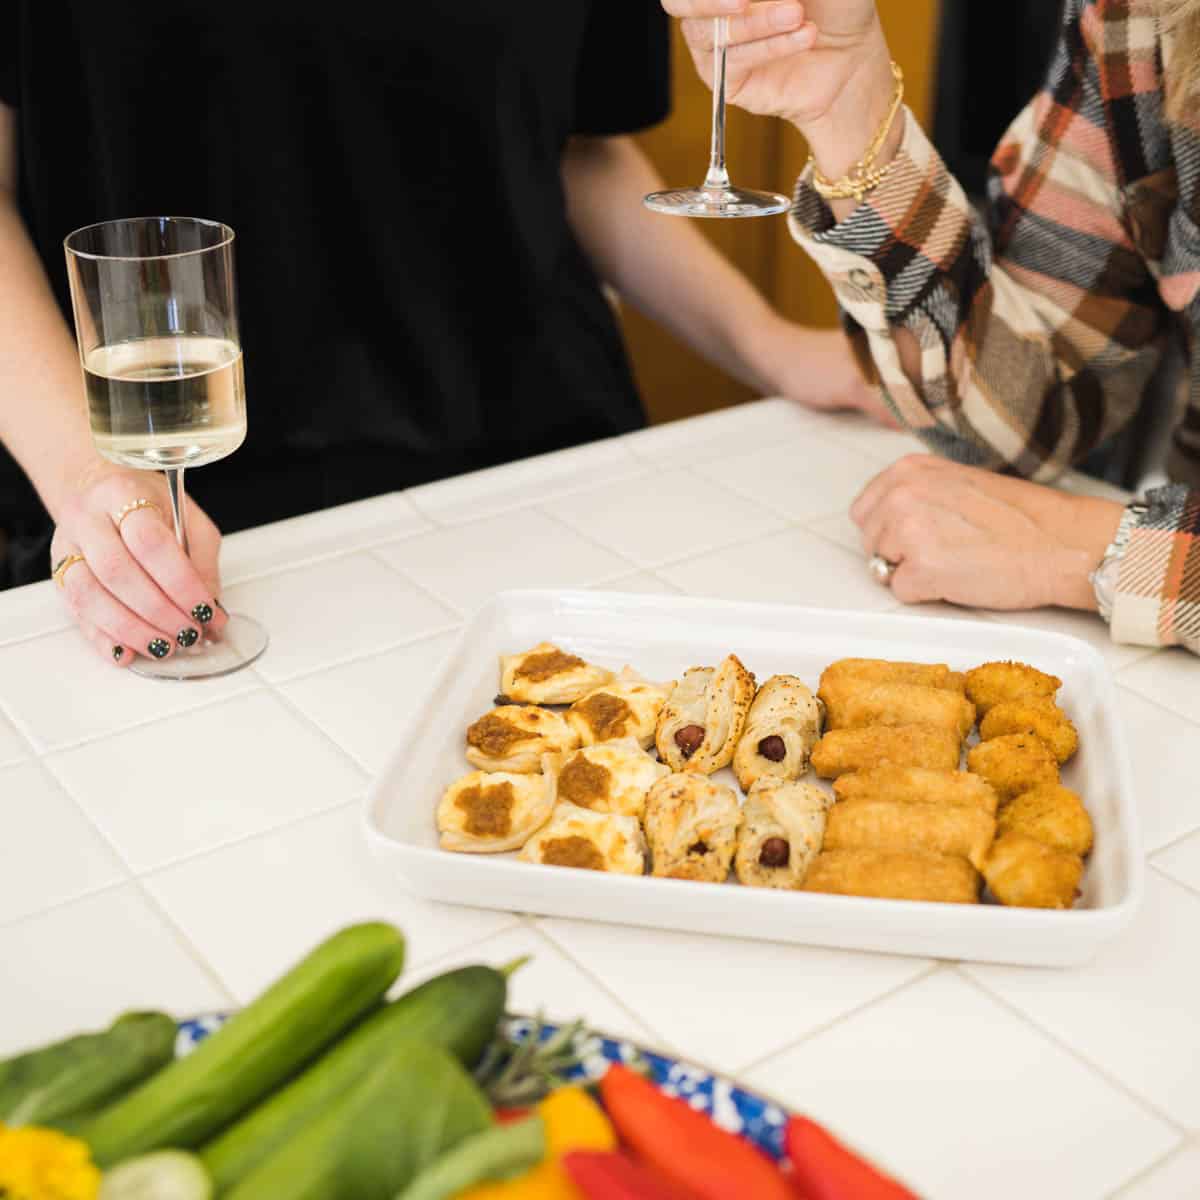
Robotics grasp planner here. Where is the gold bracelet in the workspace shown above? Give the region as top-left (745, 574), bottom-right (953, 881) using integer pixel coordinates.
top-left (809, 61), bottom-right (905, 204)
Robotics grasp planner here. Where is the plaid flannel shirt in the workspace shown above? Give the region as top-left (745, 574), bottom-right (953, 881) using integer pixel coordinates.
top-left (789, 0), bottom-right (1200, 654)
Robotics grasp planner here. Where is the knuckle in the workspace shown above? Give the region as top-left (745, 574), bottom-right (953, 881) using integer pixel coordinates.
top-left (89, 548), bottom-right (133, 590)
top-left (121, 513), bottom-right (172, 559)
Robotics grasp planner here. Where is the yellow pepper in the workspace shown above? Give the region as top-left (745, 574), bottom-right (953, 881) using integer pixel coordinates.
top-left (0, 1123), bottom-right (100, 1200)
top-left (459, 1088), bottom-right (615, 1199)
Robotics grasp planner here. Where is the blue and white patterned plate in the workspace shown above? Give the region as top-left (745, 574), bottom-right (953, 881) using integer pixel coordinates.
top-left (177, 1013), bottom-right (790, 1162)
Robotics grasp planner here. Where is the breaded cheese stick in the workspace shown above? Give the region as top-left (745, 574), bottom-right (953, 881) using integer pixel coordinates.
top-left (801, 849), bottom-right (980, 904)
top-left (821, 658), bottom-right (965, 693)
top-left (833, 766), bottom-right (999, 816)
top-left (818, 676), bottom-right (976, 739)
top-left (810, 724), bottom-right (961, 779)
top-left (824, 795), bottom-right (996, 870)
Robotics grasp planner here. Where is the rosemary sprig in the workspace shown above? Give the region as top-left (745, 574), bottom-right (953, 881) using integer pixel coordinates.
top-left (475, 1013), bottom-right (588, 1108)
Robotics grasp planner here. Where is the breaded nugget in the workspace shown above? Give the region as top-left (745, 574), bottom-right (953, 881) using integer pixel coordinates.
top-left (979, 698), bottom-right (1078, 764)
top-left (818, 677), bottom-right (976, 739)
top-left (834, 766), bottom-right (999, 816)
top-left (810, 724), bottom-right (961, 779)
top-left (983, 832), bottom-right (1083, 909)
top-left (997, 785), bottom-right (1094, 856)
top-left (964, 660), bottom-right (1061, 717)
top-left (824, 795), bottom-right (996, 870)
top-left (966, 734), bottom-right (1058, 805)
top-left (820, 658), bottom-right (966, 694)
top-left (801, 849), bottom-right (980, 904)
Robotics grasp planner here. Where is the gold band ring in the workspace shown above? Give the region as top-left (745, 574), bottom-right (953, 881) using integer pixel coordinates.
top-left (113, 497), bottom-right (164, 529)
top-left (52, 553), bottom-right (87, 589)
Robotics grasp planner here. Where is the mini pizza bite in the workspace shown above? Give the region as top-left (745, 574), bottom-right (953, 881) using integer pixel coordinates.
top-left (437, 767), bottom-right (555, 853)
top-left (465, 705), bottom-right (579, 773)
top-left (499, 642), bottom-right (614, 705)
top-left (519, 804), bottom-right (647, 875)
top-left (979, 698), bottom-right (1079, 765)
top-left (655, 654), bottom-right (756, 774)
top-left (548, 739), bottom-right (670, 819)
top-left (964, 660), bottom-right (1062, 717)
top-left (983, 832), bottom-right (1083, 909)
top-left (732, 674), bottom-right (823, 791)
top-left (966, 734), bottom-right (1059, 806)
top-left (644, 772), bottom-right (742, 884)
top-left (734, 779), bottom-right (832, 889)
top-left (566, 668), bottom-right (672, 750)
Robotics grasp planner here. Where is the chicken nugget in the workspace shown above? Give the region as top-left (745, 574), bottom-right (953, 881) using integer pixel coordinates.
top-left (980, 698), bottom-right (1078, 764)
top-left (997, 785), bottom-right (1094, 856)
top-left (834, 766), bottom-right (999, 816)
top-left (817, 677), bottom-right (976, 739)
top-left (801, 849), bottom-right (980, 904)
top-left (964, 660), bottom-right (1061, 717)
top-left (825, 795), bottom-right (996, 870)
top-left (810, 724), bottom-right (961, 779)
top-left (966, 734), bottom-right (1058, 805)
top-left (983, 832), bottom-right (1083, 909)
top-left (820, 658), bottom-right (966, 694)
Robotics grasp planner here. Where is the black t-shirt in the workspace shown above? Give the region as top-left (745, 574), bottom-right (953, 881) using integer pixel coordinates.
top-left (0, 1), bottom-right (668, 564)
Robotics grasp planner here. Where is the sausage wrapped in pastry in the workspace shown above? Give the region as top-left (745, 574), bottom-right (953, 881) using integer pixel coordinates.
top-left (548, 739), bottom-right (670, 820)
top-left (833, 766), bottom-right (999, 817)
top-left (810, 724), bottom-right (961, 779)
top-left (519, 804), bottom-right (647, 875)
top-left (817, 676), bottom-right (976, 740)
top-left (802, 849), bottom-right (980, 904)
top-left (566, 668), bottom-right (672, 750)
top-left (499, 642), bottom-right (614, 705)
top-left (820, 658), bottom-right (966, 694)
top-left (437, 766), bottom-right (555, 853)
top-left (465, 705), bottom-right (579, 773)
top-left (655, 654), bottom-right (756, 774)
top-left (824, 794), bottom-right (996, 871)
top-left (982, 832), bottom-right (1083, 909)
top-left (734, 779), bottom-right (832, 889)
top-left (732, 674), bottom-right (823, 791)
top-left (644, 772), bottom-right (742, 884)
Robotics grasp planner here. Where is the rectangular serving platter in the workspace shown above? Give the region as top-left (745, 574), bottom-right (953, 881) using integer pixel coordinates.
top-left (364, 589), bottom-right (1143, 968)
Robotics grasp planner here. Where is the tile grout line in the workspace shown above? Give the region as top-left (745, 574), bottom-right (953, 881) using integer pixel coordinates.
top-left (530, 505), bottom-right (648, 575)
top-left (363, 547), bottom-right (475, 621)
top-left (1115, 678), bottom-right (1200, 731)
top-left (1148, 859), bottom-right (1200, 902)
top-left (0, 877), bottom-right (130, 935)
top-left (255, 681), bottom-right (373, 782)
top-left (386, 917), bottom-right (530, 982)
top-left (1106, 1141), bottom-right (1194, 1199)
top-left (1147, 822), bottom-right (1200, 864)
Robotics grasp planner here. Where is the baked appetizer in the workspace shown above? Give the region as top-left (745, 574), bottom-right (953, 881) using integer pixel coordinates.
top-left (465, 705), bottom-right (579, 773)
top-left (966, 734), bottom-right (1059, 806)
top-left (732, 674), bottom-right (823, 791)
top-left (644, 772), bottom-right (742, 884)
top-left (810, 724), bottom-right (961, 779)
top-left (566, 668), bottom-right (672, 750)
top-left (548, 739), bottom-right (670, 820)
top-left (982, 832), bottom-right (1083, 909)
top-left (817, 676), bottom-right (976, 740)
top-left (964, 660), bottom-right (1061, 717)
top-left (979, 698), bottom-right (1079, 765)
top-left (802, 849), bottom-right (980, 904)
top-left (437, 767), bottom-right (554, 853)
top-left (820, 658), bottom-right (965, 694)
top-left (655, 654), bottom-right (756, 774)
top-left (519, 804), bottom-right (646, 875)
top-left (833, 766), bottom-right (999, 817)
top-left (499, 642), bottom-right (614, 705)
top-left (734, 779), bottom-right (832, 889)
top-left (996, 784), bottom-right (1094, 856)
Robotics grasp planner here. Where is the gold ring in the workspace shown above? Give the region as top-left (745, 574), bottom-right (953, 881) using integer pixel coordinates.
top-left (113, 497), bottom-right (164, 529)
top-left (52, 553), bottom-right (86, 589)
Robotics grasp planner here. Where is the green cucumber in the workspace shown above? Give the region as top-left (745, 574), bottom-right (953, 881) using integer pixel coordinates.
top-left (100, 1151), bottom-right (213, 1200)
top-left (0, 1012), bottom-right (177, 1127)
top-left (82, 922), bottom-right (405, 1167)
top-left (225, 1039), bottom-right (492, 1200)
top-left (396, 1114), bottom-right (545, 1200)
top-left (199, 964), bottom-right (506, 1193)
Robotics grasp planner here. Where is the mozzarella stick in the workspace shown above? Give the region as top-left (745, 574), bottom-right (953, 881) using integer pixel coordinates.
top-left (824, 795), bottom-right (996, 870)
top-left (810, 725), bottom-right (961, 779)
top-left (818, 676), bottom-right (976, 739)
top-left (833, 766), bottom-right (999, 817)
top-left (821, 658), bottom-right (966, 693)
top-left (801, 849), bottom-right (980, 904)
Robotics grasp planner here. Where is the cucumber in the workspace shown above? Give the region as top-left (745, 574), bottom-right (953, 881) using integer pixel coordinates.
top-left (100, 1151), bottom-right (213, 1200)
top-left (225, 1039), bottom-right (492, 1200)
top-left (0, 1012), bottom-right (177, 1127)
top-left (199, 964), bottom-right (506, 1193)
top-left (82, 922), bottom-right (405, 1167)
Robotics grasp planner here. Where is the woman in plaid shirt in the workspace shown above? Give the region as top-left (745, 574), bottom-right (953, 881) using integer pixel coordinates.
top-left (664, 0), bottom-right (1200, 656)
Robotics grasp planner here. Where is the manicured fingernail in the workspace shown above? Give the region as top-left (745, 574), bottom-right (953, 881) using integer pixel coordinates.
top-left (177, 627), bottom-right (199, 649)
top-left (192, 603), bottom-right (214, 624)
top-left (148, 638), bottom-right (171, 659)
top-left (112, 646), bottom-right (124, 661)
top-left (771, 2), bottom-right (803, 29)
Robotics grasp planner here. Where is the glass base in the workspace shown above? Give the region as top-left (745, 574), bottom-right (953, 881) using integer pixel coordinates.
top-left (643, 185), bottom-right (790, 219)
top-left (131, 613), bottom-right (269, 681)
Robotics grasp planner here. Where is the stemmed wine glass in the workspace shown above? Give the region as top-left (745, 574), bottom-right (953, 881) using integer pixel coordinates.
top-left (645, 17), bottom-right (789, 218)
top-left (64, 216), bottom-right (269, 680)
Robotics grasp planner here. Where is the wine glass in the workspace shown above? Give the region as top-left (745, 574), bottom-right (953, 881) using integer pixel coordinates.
top-left (64, 216), bottom-right (268, 680)
top-left (644, 17), bottom-right (789, 218)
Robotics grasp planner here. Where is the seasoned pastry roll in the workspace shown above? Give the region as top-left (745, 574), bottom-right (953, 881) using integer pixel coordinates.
top-left (566, 668), bottom-right (672, 750)
top-left (734, 779), bottom-right (832, 889)
top-left (820, 658), bottom-right (965, 694)
top-left (519, 805), bottom-right (647, 875)
top-left (732, 674), bottom-right (823, 791)
top-left (824, 795), bottom-right (996, 870)
top-left (499, 642), bottom-right (614, 705)
top-left (964, 660), bottom-right (1061, 717)
top-left (465, 705), bottom-right (579, 773)
top-left (979, 698), bottom-right (1078, 764)
top-left (997, 785), bottom-right (1094, 856)
top-left (655, 654), bottom-right (756, 774)
top-left (833, 766), bottom-right (999, 817)
top-left (983, 833), bottom-right (1083, 909)
top-left (817, 676), bottom-right (976, 740)
top-left (548, 739), bottom-right (670, 820)
top-left (810, 724), bottom-right (961, 779)
top-left (967, 734), bottom-right (1059, 806)
top-left (801, 849), bottom-right (980, 904)
top-left (437, 767), bottom-right (555, 853)
top-left (644, 772), bottom-right (742, 884)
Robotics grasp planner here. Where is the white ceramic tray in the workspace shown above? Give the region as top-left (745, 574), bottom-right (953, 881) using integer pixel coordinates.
top-left (364, 590), bottom-right (1143, 968)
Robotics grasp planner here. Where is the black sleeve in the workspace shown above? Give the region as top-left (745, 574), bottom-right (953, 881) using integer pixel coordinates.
top-left (573, 0), bottom-right (671, 136)
top-left (0, 2), bottom-right (17, 107)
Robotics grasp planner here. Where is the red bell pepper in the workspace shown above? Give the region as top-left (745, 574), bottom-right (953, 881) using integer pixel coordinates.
top-left (493, 1106), bottom-right (533, 1125)
top-left (599, 1065), bottom-right (794, 1200)
top-left (785, 1116), bottom-right (919, 1200)
top-left (562, 1150), bottom-right (701, 1199)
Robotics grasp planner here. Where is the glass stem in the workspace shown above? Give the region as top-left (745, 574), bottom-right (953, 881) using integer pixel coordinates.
top-left (164, 468), bottom-right (191, 557)
top-left (703, 17), bottom-right (732, 191)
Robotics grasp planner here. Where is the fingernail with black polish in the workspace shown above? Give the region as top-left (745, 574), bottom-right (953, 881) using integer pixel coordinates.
top-left (177, 627), bottom-right (199, 649)
top-left (192, 602), bottom-right (214, 624)
top-left (112, 646), bottom-right (124, 661)
top-left (148, 638), bottom-right (171, 659)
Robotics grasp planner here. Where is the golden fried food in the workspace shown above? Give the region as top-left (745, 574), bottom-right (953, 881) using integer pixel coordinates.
top-left (964, 660), bottom-right (1061, 717)
top-left (982, 832), bottom-right (1083, 909)
top-left (824, 795), bottom-right (996, 870)
top-left (810, 724), bottom-right (961, 779)
top-left (820, 658), bottom-right (966, 694)
top-left (979, 698), bottom-right (1078, 764)
top-left (817, 676), bottom-right (976, 739)
top-left (801, 849), bottom-right (980, 904)
top-left (833, 766), bottom-right (998, 816)
top-left (966, 734), bottom-right (1059, 805)
top-left (997, 785), bottom-right (1094, 856)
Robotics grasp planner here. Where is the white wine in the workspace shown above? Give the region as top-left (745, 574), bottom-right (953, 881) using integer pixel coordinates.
top-left (85, 335), bottom-right (247, 470)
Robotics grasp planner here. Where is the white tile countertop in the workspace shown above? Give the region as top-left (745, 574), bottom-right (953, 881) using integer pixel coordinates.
top-left (1, 398), bottom-right (1196, 1198)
